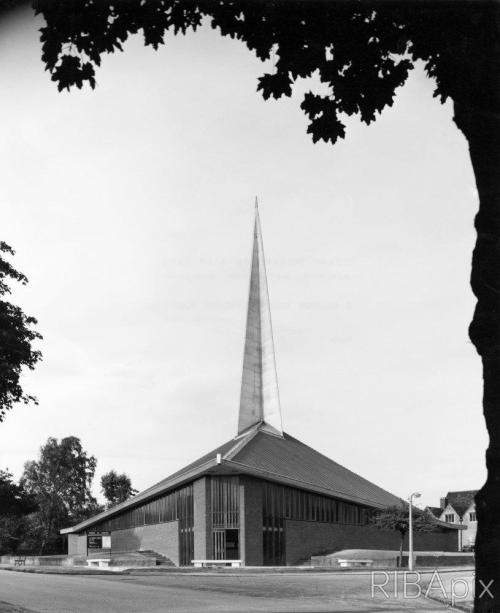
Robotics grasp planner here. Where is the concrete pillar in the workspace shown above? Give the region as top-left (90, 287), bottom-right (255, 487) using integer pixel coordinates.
top-left (193, 477), bottom-right (211, 560)
top-left (240, 476), bottom-right (263, 566)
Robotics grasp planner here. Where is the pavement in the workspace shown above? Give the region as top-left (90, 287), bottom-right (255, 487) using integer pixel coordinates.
top-left (0, 602), bottom-right (32, 613)
top-left (419, 569), bottom-right (474, 612)
top-left (0, 567), bottom-right (475, 612)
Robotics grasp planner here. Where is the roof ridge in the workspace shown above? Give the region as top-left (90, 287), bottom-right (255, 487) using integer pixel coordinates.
top-left (223, 426), bottom-right (261, 461)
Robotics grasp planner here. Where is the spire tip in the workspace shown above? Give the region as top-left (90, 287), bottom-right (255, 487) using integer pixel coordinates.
top-left (239, 201), bottom-right (283, 436)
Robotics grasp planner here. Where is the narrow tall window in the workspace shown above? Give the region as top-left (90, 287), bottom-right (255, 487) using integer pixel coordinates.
top-left (211, 477), bottom-right (240, 560)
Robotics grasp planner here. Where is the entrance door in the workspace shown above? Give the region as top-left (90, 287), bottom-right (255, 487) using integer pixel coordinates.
top-left (212, 529), bottom-right (239, 560)
top-left (225, 529), bottom-right (239, 560)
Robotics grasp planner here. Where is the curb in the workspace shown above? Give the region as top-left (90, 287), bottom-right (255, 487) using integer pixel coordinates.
top-left (0, 566), bottom-right (121, 576)
top-left (426, 593), bottom-right (473, 613)
top-left (1, 564), bottom-right (475, 577)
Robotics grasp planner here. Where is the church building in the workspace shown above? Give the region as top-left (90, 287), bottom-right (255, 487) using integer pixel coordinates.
top-left (62, 204), bottom-right (459, 565)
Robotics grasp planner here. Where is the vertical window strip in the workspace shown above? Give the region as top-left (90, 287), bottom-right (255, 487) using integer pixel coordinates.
top-left (261, 481), bottom-right (369, 528)
top-left (90, 483), bottom-right (194, 532)
top-left (211, 476), bottom-right (240, 529)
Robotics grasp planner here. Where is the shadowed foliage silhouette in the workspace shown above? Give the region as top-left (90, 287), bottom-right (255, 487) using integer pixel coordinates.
top-left (23, 1), bottom-right (500, 608)
top-left (0, 469), bottom-right (38, 554)
top-left (0, 241), bottom-right (42, 422)
top-left (21, 436), bottom-right (102, 554)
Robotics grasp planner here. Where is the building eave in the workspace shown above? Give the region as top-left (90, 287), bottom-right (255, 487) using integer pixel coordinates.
top-left (434, 520), bottom-right (466, 530)
top-left (60, 457), bottom-right (220, 535)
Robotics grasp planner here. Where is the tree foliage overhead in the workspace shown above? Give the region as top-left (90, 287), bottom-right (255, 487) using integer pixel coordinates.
top-left (21, 436), bottom-right (102, 554)
top-left (0, 241), bottom-right (42, 422)
top-left (34, 1), bottom-right (490, 144)
top-left (101, 470), bottom-right (137, 509)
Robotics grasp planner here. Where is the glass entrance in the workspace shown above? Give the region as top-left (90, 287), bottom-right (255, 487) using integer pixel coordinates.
top-left (213, 529), bottom-right (225, 560)
top-left (211, 477), bottom-right (240, 560)
top-left (225, 529), bottom-right (239, 560)
top-left (212, 528), bottom-right (239, 560)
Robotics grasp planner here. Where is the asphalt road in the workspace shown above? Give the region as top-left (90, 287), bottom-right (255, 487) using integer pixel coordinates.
top-left (0, 569), bottom-right (458, 613)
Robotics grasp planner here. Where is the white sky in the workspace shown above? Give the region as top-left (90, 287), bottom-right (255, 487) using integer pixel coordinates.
top-left (0, 6), bottom-right (486, 509)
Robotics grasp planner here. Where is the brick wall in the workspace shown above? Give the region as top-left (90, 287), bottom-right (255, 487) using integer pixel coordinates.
top-left (67, 534), bottom-right (87, 556)
top-left (285, 520), bottom-right (458, 565)
top-left (111, 521), bottom-right (179, 565)
top-left (193, 477), bottom-right (211, 560)
top-left (241, 476), bottom-right (263, 566)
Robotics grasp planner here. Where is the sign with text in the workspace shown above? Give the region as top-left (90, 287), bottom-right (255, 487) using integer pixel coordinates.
top-left (87, 531), bottom-right (111, 550)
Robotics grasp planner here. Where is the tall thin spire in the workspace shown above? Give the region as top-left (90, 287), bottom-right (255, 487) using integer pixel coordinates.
top-left (238, 200), bottom-right (283, 436)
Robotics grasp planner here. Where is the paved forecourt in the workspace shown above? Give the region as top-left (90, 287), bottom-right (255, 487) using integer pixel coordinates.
top-left (0, 568), bottom-right (464, 613)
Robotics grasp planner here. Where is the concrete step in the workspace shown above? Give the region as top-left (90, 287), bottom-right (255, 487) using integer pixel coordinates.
top-left (137, 549), bottom-right (175, 566)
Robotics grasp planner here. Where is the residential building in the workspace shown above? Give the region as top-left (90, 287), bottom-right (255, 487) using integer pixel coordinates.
top-left (438, 490), bottom-right (478, 551)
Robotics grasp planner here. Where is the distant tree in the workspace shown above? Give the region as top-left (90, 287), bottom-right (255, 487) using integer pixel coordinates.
top-left (28, 2), bottom-right (500, 607)
top-left (0, 469), bottom-right (37, 554)
top-left (20, 436), bottom-right (102, 554)
top-left (0, 241), bottom-right (42, 422)
top-left (371, 504), bottom-right (438, 567)
top-left (101, 470), bottom-right (137, 509)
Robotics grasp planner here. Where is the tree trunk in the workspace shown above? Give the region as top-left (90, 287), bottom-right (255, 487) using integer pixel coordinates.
top-left (454, 86), bottom-right (500, 612)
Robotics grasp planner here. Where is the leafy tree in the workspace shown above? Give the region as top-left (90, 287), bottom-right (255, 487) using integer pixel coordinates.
top-left (0, 469), bottom-right (37, 554)
top-left (27, 1), bottom-right (500, 607)
top-left (0, 241), bottom-right (42, 422)
top-left (101, 470), bottom-right (137, 509)
top-left (20, 436), bottom-right (102, 554)
top-left (371, 504), bottom-right (437, 567)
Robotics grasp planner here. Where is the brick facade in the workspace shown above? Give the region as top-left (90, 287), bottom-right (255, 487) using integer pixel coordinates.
top-left (111, 521), bottom-right (179, 565)
top-left (65, 475), bottom-right (460, 567)
top-left (240, 476), bottom-right (263, 565)
top-left (67, 533), bottom-right (87, 556)
top-left (193, 477), bottom-right (211, 560)
top-left (285, 519), bottom-right (458, 565)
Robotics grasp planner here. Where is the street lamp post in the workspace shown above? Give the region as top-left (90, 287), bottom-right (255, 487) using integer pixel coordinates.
top-left (408, 492), bottom-right (421, 571)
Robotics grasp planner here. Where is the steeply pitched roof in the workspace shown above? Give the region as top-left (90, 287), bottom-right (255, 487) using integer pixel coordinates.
top-left (445, 490), bottom-right (477, 518)
top-left (426, 506), bottom-right (443, 518)
top-left (225, 428), bottom-right (402, 508)
top-left (62, 424), bottom-right (402, 534)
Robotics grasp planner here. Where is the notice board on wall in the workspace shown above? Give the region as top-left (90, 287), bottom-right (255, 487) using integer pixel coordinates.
top-left (87, 531), bottom-right (111, 550)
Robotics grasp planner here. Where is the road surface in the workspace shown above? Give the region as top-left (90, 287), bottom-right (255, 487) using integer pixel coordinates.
top-left (0, 569), bottom-right (463, 612)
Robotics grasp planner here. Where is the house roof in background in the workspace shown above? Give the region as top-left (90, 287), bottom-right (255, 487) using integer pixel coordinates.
top-left (445, 490), bottom-right (478, 518)
top-left (426, 506), bottom-right (443, 518)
